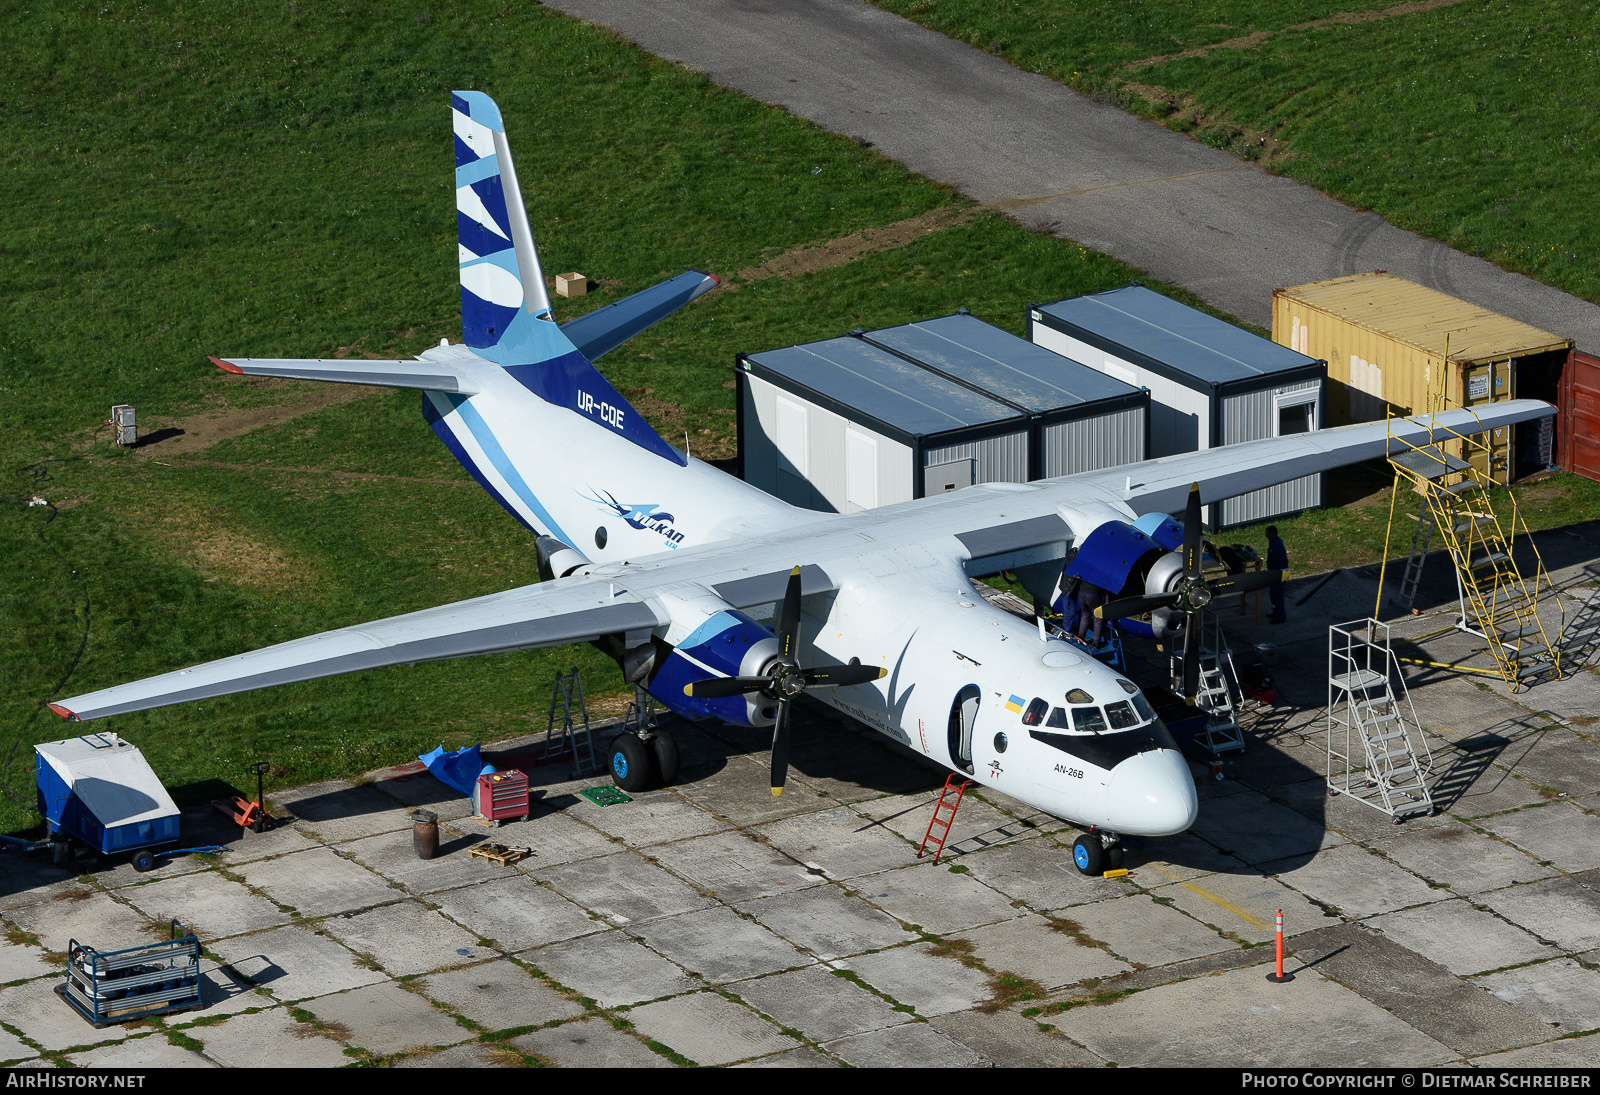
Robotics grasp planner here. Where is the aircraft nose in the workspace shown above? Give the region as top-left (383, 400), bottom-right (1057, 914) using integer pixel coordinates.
top-left (1102, 749), bottom-right (1198, 836)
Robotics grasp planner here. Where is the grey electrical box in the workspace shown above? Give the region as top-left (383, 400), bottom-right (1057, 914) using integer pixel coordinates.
top-left (110, 405), bottom-right (137, 447)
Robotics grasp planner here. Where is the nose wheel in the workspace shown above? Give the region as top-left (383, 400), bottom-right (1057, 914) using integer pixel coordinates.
top-left (1071, 832), bottom-right (1125, 876)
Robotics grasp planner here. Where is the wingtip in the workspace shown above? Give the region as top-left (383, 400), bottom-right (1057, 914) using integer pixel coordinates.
top-left (46, 702), bottom-right (77, 721)
top-left (209, 356), bottom-right (244, 375)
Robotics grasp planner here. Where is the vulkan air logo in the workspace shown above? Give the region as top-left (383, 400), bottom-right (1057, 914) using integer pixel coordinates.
top-left (581, 488), bottom-right (685, 548)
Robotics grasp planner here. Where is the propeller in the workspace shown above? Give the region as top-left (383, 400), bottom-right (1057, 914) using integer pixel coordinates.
top-left (684, 566), bottom-right (885, 795)
top-left (1094, 483), bottom-right (1285, 704)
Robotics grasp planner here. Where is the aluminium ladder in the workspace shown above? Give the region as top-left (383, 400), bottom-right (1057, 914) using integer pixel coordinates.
top-left (542, 669), bottom-right (598, 776)
top-left (1327, 619), bottom-right (1433, 822)
top-left (1172, 613), bottom-right (1246, 755)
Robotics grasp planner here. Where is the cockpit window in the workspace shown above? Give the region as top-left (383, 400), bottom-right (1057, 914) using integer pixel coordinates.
top-left (1131, 691), bottom-right (1155, 722)
top-left (1116, 679), bottom-right (1138, 695)
top-left (1105, 700), bottom-right (1140, 730)
top-left (1046, 706), bottom-right (1070, 729)
top-left (1022, 698), bottom-right (1048, 726)
top-left (1066, 688), bottom-right (1094, 704)
top-left (1071, 706), bottom-right (1108, 734)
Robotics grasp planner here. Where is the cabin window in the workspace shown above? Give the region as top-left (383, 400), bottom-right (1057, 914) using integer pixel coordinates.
top-left (1022, 698), bottom-right (1048, 726)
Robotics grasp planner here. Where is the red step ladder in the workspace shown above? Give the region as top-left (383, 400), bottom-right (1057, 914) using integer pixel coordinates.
top-left (918, 774), bottom-right (974, 865)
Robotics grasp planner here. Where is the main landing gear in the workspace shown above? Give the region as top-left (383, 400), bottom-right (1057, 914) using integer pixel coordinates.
top-left (1071, 829), bottom-right (1125, 876)
top-left (609, 729), bottom-right (680, 793)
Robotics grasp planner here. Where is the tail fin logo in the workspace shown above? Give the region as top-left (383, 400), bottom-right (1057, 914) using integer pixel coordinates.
top-left (582, 488), bottom-right (685, 548)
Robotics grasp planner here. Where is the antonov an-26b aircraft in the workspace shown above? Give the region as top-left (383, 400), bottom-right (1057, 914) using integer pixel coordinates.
top-left (51, 94), bottom-right (1553, 875)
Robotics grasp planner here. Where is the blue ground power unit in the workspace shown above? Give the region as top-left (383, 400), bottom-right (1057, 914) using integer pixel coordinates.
top-left (35, 733), bottom-right (180, 871)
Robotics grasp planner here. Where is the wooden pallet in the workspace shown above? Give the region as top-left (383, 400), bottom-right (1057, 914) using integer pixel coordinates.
top-left (467, 841), bottom-right (530, 866)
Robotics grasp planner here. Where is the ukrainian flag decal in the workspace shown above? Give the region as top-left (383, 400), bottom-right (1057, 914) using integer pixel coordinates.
top-left (1005, 695), bottom-right (1024, 714)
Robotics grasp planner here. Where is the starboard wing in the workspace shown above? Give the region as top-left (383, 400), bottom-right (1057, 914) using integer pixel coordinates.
top-left (1056, 400), bottom-right (1555, 516)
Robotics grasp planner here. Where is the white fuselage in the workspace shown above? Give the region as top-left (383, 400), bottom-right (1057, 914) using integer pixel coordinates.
top-left (425, 345), bottom-right (1198, 836)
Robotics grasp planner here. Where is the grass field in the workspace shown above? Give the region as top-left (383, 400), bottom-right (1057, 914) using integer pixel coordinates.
top-left (874, 0), bottom-right (1600, 304)
top-left (3, 2), bottom-right (1594, 838)
top-left (0, 1), bottom-right (1170, 831)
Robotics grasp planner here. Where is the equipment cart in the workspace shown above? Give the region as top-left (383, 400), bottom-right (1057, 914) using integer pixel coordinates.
top-left (35, 733), bottom-right (181, 871)
top-left (57, 920), bottom-right (201, 1027)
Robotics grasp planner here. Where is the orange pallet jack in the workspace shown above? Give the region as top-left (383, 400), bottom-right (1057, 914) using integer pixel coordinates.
top-left (211, 762), bottom-right (273, 834)
top-left (917, 773), bottom-right (974, 865)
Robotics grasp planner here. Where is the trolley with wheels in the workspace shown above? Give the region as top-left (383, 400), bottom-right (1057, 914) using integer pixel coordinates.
top-left (34, 733), bottom-right (181, 873)
top-left (57, 920), bottom-right (201, 1027)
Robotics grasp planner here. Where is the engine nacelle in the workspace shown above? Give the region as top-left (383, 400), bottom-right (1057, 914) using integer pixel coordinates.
top-left (648, 610), bottom-right (780, 727)
top-left (536, 535), bottom-right (594, 581)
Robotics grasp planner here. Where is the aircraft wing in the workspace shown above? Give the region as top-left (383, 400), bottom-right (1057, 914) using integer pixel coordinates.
top-left (208, 356), bottom-right (479, 393)
top-left (558, 270), bottom-right (720, 363)
top-left (1057, 400), bottom-right (1554, 516)
top-left (50, 579), bottom-right (668, 722)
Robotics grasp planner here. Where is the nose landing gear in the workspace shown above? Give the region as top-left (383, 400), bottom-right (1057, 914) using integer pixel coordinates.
top-left (1071, 829), bottom-right (1125, 876)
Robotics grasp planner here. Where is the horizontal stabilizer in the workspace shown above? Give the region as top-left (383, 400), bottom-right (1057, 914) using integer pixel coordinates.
top-left (210, 356), bottom-right (477, 393)
top-left (50, 581), bottom-right (666, 722)
top-left (559, 270), bottom-right (719, 362)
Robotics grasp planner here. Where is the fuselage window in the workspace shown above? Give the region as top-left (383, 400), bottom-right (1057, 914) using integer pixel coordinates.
top-left (1072, 706), bottom-right (1107, 734)
top-left (1022, 698), bottom-right (1048, 726)
top-left (1106, 700), bottom-right (1140, 730)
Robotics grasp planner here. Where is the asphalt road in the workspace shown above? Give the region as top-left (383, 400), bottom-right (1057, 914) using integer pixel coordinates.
top-left (546, 0), bottom-right (1600, 352)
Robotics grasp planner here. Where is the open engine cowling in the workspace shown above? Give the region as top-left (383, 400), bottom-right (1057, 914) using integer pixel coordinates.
top-left (1052, 513), bottom-right (1185, 638)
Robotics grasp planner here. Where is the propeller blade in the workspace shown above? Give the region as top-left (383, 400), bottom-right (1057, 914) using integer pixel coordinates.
top-left (799, 664), bottom-right (886, 688)
top-left (684, 676), bottom-right (770, 699)
top-left (1182, 610), bottom-right (1202, 704)
top-left (1094, 592), bottom-right (1178, 620)
top-left (769, 698), bottom-right (792, 796)
top-left (1182, 482), bottom-right (1203, 579)
top-left (777, 565), bottom-right (803, 663)
top-left (1208, 569), bottom-right (1287, 596)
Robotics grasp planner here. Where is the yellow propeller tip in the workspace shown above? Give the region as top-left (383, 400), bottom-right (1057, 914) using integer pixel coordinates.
top-left (771, 787), bottom-right (784, 797)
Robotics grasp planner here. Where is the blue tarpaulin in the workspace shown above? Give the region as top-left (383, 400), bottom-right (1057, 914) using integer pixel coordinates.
top-left (418, 744), bottom-right (494, 797)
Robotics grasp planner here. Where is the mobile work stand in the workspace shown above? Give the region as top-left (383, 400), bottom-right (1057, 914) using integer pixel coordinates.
top-left (1172, 613), bottom-right (1246, 756)
top-left (1382, 415), bottom-right (1562, 692)
top-left (1327, 619), bottom-right (1434, 823)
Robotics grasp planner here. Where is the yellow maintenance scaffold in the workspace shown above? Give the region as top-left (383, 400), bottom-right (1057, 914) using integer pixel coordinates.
top-left (1378, 406), bottom-right (1563, 692)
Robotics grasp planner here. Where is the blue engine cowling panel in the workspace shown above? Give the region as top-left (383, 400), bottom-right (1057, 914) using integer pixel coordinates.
top-left (1054, 521), bottom-right (1166, 615)
top-left (649, 610), bottom-right (779, 726)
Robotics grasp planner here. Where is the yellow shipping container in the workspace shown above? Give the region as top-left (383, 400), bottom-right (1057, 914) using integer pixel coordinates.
top-left (1272, 272), bottom-right (1570, 484)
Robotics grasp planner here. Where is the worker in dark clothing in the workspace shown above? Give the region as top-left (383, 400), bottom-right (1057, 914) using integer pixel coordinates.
top-left (1266, 526), bottom-right (1288, 624)
top-left (1074, 580), bottom-right (1111, 649)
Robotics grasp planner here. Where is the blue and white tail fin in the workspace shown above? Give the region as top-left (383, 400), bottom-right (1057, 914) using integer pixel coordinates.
top-left (451, 91), bottom-right (686, 466)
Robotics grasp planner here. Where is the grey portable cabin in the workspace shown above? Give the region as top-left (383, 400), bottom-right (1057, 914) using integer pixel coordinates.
top-left (1029, 285), bottom-right (1327, 529)
top-left (737, 336), bottom-right (1031, 511)
top-left (856, 313), bottom-right (1149, 480)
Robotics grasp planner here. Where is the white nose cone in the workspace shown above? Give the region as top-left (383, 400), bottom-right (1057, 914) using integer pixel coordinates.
top-left (1102, 749), bottom-right (1199, 836)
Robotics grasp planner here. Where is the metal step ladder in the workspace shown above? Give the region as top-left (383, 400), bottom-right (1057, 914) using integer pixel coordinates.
top-left (1387, 437), bottom-right (1562, 691)
top-left (1327, 619), bottom-right (1433, 822)
top-left (1172, 613), bottom-right (1246, 755)
top-left (542, 669), bottom-right (597, 777)
top-left (1393, 510), bottom-right (1436, 613)
top-left (918, 773), bottom-right (974, 865)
